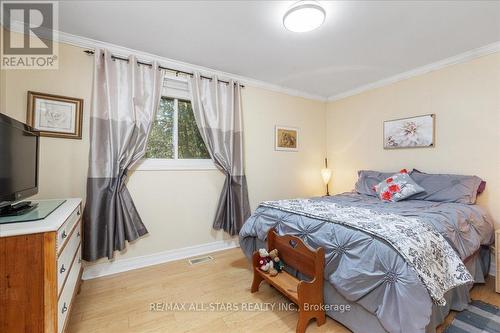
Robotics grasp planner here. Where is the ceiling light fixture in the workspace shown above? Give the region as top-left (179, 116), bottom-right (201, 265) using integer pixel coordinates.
top-left (283, 1), bottom-right (326, 33)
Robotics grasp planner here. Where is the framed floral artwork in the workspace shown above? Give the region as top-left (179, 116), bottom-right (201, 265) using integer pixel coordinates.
top-left (275, 126), bottom-right (299, 151)
top-left (27, 91), bottom-right (83, 139)
top-left (383, 114), bottom-right (435, 149)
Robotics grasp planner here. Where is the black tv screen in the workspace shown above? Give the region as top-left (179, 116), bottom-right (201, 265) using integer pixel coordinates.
top-left (0, 113), bottom-right (39, 205)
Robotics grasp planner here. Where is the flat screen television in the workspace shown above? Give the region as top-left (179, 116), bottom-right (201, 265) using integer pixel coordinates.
top-left (0, 113), bottom-right (39, 216)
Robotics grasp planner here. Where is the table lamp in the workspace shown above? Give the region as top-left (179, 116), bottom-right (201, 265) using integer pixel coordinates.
top-left (321, 158), bottom-right (332, 196)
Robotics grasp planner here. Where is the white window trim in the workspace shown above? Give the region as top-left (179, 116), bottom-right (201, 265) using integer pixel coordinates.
top-left (173, 98), bottom-right (179, 159)
top-left (136, 76), bottom-right (215, 171)
top-left (133, 158), bottom-right (217, 171)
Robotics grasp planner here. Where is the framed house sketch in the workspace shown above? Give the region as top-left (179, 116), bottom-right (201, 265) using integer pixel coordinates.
top-left (27, 91), bottom-right (83, 139)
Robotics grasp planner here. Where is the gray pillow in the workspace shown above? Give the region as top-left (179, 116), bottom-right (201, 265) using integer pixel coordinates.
top-left (355, 170), bottom-right (397, 196)
top-left (409, 170), bottom-right (483, 204)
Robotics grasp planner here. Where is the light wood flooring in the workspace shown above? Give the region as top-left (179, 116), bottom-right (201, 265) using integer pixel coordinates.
top-left (67, 248), bottom-right (500, 333)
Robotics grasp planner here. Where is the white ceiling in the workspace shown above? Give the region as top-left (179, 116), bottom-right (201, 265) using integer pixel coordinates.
top-left (59, 1), bottom-right (500, 99)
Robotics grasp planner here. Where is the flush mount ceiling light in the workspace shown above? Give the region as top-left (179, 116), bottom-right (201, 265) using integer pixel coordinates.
top-left (283, 1), bottom-right (326, 33)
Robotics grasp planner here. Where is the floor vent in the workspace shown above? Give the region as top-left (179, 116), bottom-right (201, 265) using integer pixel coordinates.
top-left (188, 255), bottom-right (214, 265)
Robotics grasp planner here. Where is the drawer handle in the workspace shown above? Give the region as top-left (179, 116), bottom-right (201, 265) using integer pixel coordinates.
top-left (62, 303), bottom-right (68, 314)
top-left (62, 231), bottom-right (68, 239)
top-left (60, 264), bottom-right (66, 274)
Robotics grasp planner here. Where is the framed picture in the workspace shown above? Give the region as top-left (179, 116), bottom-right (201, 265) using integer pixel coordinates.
top-left (383, 114), bottom-right (435, 149)
top-left (275, 126), bottom-right (299, 151)
top-left (27, 91), bottom-right (83, 139)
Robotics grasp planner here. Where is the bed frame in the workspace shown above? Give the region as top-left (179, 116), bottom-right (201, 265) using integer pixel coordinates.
top-left (251, 229), bottom-right (326, 333)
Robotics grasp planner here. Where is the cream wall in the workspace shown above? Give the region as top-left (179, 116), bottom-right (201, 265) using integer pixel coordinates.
top-left (123, 86), bottom-right (326, 259)
top-left (0, 42), bottom-right (93, 202)
top-left (0, 37), bottom-right (327, 261)
top-left (326, 52), bottom-right (500, 226)
top-left (243, 86), bottom-right (327, 206)
top-left (4, 30), bottom-right (497, 264)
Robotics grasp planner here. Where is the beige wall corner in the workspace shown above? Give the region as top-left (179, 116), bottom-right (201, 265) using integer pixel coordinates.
top-left (326, 52), bottom-right (500, 227)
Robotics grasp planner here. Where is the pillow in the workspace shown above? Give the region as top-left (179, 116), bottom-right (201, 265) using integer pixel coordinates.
top-left (413, 169), bottom-right (487, 195)
top-left (355, 170), bottom-right (397, 196)
top-left (409, 169), bottom-right (483, 204)
top-left (375, 170), bottom-right (425, 202)
top-left (478, 180), bottom-right (487, 194)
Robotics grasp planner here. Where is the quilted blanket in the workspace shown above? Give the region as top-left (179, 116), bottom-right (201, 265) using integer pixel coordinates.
top-left (239, 193), bottom-right (494, 333)
top-left (260, 198), bottom-right (472, 305)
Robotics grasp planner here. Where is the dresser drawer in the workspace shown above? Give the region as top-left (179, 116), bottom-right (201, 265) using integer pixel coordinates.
top-left (58, 245), bottom-right (82, 333)
top-left (57, 205), bottom-right (81, 254)
top-left (57, 220), bottom-right (81, 296)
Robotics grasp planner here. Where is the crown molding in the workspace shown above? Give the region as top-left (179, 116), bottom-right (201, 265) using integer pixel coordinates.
top-left (4, 22), bottom-right (498, 104)
top-left (55, 30), bottom-right (327, 102)
top-left (327, 41), bottom-right (500, 102)
top-left (1, 21), bottom-right (326, 101)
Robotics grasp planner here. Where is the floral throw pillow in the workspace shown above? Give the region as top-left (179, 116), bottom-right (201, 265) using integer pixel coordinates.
top-left (375, 169), bottom-right (425, 202)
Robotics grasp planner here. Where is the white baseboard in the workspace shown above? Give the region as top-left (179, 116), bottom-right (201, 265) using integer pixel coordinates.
top-left (82, 238), bottom-right (239, 280)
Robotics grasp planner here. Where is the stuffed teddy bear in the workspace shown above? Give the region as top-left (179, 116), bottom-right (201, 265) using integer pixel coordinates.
top-left (257, 248), bottom-right (273, 273)
top-left (268, 249), bottom-right (285, 276)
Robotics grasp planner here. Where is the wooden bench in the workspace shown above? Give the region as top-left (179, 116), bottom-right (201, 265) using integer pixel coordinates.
top-left (251, 229), bottom-right (326, 333)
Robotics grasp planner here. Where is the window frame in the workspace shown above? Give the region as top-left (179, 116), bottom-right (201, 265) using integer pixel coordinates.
top-left (134, 76), bottom-right (216, 171)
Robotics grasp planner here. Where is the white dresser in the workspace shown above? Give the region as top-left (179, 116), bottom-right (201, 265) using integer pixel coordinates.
top-left (0, 198), bottom-right (83, 333)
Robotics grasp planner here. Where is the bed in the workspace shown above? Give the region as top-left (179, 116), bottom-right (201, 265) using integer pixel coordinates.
top-left (239, 190), bottom-right (494, 333)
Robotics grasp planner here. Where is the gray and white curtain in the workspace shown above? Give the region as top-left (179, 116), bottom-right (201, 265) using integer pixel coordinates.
top-left (189, 73), bottom-right (250, 235)
top-left (83, 49), bottom-right (163, 261)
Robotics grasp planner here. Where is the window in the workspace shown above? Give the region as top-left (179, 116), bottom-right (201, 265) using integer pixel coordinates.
top-left (145, 97), bottom-right (210, 159)
top-left (145, 97), bottom-right (174, 159)
top-left (136, 76), bottom-right (214, 171)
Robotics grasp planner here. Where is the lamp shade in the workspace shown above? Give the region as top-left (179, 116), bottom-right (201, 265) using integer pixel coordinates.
top-left (321, 168), bottom-right (332, 185)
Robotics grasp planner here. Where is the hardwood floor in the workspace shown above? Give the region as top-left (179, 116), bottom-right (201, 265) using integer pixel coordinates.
top-left (67, 248), bottom-right (500, 333)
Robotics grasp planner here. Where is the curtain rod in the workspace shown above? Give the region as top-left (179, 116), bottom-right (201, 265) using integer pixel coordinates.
top-left (83, 50), bottom-right (244, 87)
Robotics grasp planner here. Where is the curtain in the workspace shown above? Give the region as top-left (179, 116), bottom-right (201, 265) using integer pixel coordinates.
top-left (189, 73), bottom-right (251, 235)
top-left (83, 49), bottom-right (163, 261)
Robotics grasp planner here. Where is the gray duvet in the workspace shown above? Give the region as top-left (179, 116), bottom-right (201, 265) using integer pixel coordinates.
top-left (239, 192), bottom-right (494, 333)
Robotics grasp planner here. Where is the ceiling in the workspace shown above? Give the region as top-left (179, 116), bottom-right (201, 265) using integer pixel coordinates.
top-left (59, 1), bottom-right (500, 99)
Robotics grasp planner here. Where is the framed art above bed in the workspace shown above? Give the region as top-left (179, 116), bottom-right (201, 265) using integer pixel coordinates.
top-left (383, 114), bottom-right (435, 149)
